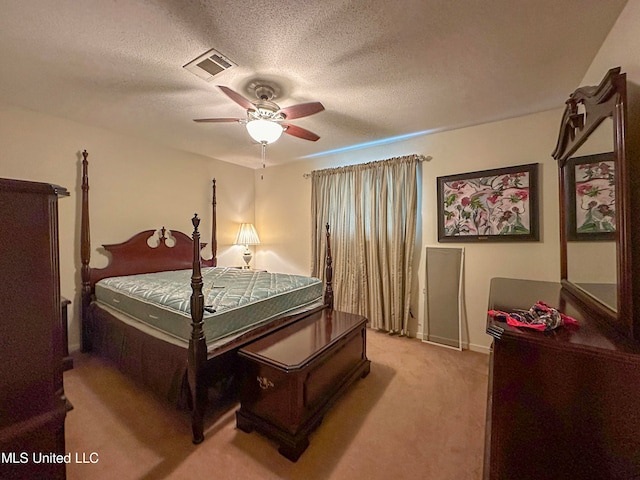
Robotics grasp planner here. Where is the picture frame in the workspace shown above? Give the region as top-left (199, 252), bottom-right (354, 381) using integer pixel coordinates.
top-left (564, 152), bottom-right (616, 242)
top-left (437, 163), bottom-right (539, 242)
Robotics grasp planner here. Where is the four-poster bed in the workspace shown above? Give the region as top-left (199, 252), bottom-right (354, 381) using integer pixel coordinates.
top-left (79, 150), bottom-right (335, 444)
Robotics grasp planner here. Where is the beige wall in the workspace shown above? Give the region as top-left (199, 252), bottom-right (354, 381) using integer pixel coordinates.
top-left (254, 109), bottom-right (563, 352)
top-left (0, 105), bottom-right (254, 350)
top-left (581, 0), bottom-right (640, 86)
top-left (254, 0), bottom-right (638, 353)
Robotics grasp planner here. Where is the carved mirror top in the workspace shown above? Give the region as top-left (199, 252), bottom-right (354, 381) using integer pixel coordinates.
top-left (552, 67), bottom-right (635, 340)
top-left (552, 67), bottom-right (625, 166)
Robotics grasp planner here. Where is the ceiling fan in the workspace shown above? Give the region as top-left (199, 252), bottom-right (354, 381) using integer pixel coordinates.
top-left (194, 84), bottom-right (324, 143)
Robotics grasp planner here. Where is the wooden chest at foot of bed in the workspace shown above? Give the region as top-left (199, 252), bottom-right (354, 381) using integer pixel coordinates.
top-left (236, 309), bottom-right (370, 461)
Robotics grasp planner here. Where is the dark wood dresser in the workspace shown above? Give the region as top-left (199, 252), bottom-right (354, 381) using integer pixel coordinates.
top-left (484, 277), bottom-right (640, 480)
top-left (0, 178), bottom-right (69, 480)
top-left (236, 309), bottom-right (370, 461)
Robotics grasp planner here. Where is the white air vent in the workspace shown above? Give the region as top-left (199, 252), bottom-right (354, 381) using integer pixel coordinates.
top-left (183, 49), bottom-right (236, 81)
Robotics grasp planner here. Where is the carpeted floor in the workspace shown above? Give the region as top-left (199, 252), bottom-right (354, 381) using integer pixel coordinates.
top-left (63, 330), bottom-right (489, 480)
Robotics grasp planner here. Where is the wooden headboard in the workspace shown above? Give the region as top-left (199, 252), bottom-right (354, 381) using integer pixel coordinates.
top-left (87, 228), bottom-right (211, 288)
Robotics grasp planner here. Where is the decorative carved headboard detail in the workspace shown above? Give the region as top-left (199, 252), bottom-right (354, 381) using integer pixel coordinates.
top-left (87, 228), bottom-right (209, 288)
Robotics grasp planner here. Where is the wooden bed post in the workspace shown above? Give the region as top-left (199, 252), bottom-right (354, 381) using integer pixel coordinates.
top-left (189, 214), bottom-right (207, 444)
top-left (201, 178), bottom-right (217, 267)
top-left (324, 223), bottom-right (334, 310)
top-left (211, 179), bottom-right (217, 266)
top-left (80, 150), bottom-right (92, 352)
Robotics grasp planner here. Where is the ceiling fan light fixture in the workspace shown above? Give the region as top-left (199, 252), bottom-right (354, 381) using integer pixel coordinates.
top-left (246, 119), bottom-right (283, 144)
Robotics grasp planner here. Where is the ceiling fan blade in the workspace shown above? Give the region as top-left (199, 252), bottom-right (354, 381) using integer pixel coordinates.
top-left (217, 85), bottom-right (255, 111)
top-left (278, 102), bottom-right (325, 120)
top-left (282, 123), bottom-right (320, 142)
top-left (193, 118), bottom-right (243, 123)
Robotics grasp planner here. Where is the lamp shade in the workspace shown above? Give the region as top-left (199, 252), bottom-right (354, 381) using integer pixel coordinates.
top-left (246, 119), bottom-right (283, 144)
top-left (234, 223), bottom-right (260, 246)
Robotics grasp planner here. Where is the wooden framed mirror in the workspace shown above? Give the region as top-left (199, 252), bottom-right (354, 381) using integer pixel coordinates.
top-left (552, 67), bottom-right (639, 340)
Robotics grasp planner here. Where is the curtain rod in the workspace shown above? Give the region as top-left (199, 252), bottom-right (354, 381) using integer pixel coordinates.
top-left (302, 154), bottom-right (432, 178)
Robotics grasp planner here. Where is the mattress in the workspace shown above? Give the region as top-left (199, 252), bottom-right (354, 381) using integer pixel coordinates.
top-left (94, 267), bottom-right (323, 344)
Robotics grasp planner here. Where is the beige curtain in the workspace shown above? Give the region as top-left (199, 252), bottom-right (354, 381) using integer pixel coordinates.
top-left (311, 154), bottom-right (421, 334)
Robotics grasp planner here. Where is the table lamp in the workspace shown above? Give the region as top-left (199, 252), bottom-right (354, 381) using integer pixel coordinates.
top-left (234, 223), bottom-right (260, 269)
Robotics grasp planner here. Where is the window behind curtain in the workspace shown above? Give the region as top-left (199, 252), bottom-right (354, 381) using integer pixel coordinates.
top-left (311, 155), bottom-right (422, 334)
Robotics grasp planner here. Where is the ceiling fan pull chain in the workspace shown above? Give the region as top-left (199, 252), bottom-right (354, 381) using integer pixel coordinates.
top-left (261, 141), bottom-right (266, 180)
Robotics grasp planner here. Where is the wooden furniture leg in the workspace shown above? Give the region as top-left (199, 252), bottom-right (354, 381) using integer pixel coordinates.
top-left (61, 298), bottom-right (73, 371)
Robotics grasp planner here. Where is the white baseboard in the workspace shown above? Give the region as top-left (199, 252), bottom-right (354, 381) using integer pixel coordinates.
top-left (416, 329), bottom-right (491, 355)
top-left (466, 342), bottom-right (491, 355)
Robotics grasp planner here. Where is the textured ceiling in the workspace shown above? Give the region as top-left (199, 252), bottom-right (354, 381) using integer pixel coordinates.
top-left (0, 0), bottom-right (627, 168)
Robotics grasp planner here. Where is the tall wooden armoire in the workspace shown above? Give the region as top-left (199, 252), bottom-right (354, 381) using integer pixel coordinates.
top-left (0, 178), bottom-right (69, 480)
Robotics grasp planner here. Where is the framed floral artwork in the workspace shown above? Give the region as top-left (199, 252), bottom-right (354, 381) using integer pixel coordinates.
top-left (437, 163), bottom-right (539, 242)
top-left (565, 152), bottom-right (616, 241)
